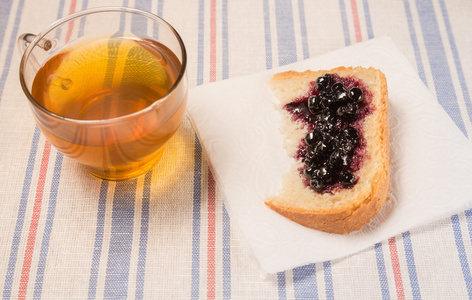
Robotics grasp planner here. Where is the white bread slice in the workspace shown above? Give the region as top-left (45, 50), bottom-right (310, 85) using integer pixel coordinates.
top-left (265, 67), bottom-right (390, 234)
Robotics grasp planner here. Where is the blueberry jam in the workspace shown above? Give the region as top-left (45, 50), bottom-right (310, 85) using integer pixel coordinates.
top-left (284, 73), bottom-right (373, 193)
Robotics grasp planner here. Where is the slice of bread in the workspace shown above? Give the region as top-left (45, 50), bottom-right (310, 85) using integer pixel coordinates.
top-left (265, 67), bottom-right (390, 234)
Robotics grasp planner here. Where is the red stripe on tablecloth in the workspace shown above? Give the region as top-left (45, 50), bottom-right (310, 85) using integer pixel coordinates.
top-left (18, 1), bottom-right (77, 297)
top-left (207, 169), bottom-right (216, 299)
top-left (65, 0), bottom-right (78, 42)
top-left (210, 0), bottom-right (217, 83)
top-left (388, 237), bottom-right (405, 300)
top-left (18, 142), bottom-right (52, 299)
top-left (350, 0), bottom-right (362, 43)
top-left (208, 7), bottom-right (217, 297)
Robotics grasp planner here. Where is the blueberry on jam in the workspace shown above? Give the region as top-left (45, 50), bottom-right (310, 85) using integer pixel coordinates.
top-left (339, 170), bottom-right (356, 186)
top-left (329, 150), bottom-right (351, 169)
top-left (310, 178), bottom-right (325, 192)
top-left (335, 89), bottom-right (349, 104)
top-left (315, 165), bottom-right (336, 185)
top-left (331, 82), bottom-right (345, 93)
top-left (315, 74), bottom-right (333, 91)
top-left (317, 116), bottom-right (338, 134)
top-left (305, 130), bottom-right (323, 147)
top-left (313, 140), bottom-right (331, 159)
top-left (338, 140), bottom-right (355, 155)
top-left (348, 87), bottom-right (363, 103)
top-left (336, 102), bottom-right (360, 121)
top-left (307, 95), bottom-right (323, 114)
top-left (343, 126), bottom-right (359, 145)
top-left (284, 73), bottom-right (370, 193)
top-left (303, 166), bottom-right (315, 179)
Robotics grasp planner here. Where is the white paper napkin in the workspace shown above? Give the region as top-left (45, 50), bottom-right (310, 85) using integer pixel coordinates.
top-left (187, 37), bottom-right (472, 275)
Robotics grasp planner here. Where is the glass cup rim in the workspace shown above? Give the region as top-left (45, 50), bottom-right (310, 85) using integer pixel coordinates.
top-left (19, 6), bottom-right (187, 125)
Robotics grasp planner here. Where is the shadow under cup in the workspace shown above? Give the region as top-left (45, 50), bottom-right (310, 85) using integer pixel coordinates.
top-left (19, 7), bottom-right (188, 181)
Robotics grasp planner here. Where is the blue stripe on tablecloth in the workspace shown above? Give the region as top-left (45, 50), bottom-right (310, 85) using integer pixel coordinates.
top-left (222, 205), bottom-right (231, 299)
top-left (339, 0), bottom-right (351, 46)
top-left (78, 0), bottom-right (89, 36)
top-left (221, 2), bottom-right (231, 298)
top-left (262, 0), bottom-right (272, 70)
top-left (132, 0), bottom-right (151, 37)
top-left (414, 0), bottom-right (467, 137)
top-left (133, 5), bottom-right (162, 300)
top-left (374, 242), bottom-right (391, 300)
top-left (277, 272), bottom-right (286, 300)
top-left (101, 4), bottom-right (142, 297)
top-left (3, 127), bottom-right (40, 300)
top-left (157, 0), bottom-right (163, 16)
top-left (152, 0), bottom-right (164, 39)
top-left (104, 180), bottom-right (138, 299)
top-left (362, 0), bottom-right (374, 39)
top-left (87, 181), bottom-right (108, 300)
top-left (466, 208), bottom-right (472, 296)
top-left (466, 209), bottom-right (472, 245)
top-left (222, 0), bottom-right (229, 80)
top-left (274, 0), bottom-right (296, 66)
top-left (438, 0), bottom-right (472, 131)
top-left (0, 0), bottom-right (24, 104)
top-left (152, 0), bottom-right (164, 38)
top-left (53, 0), bottom-right (66, 36)
top-left (196, 0), bottom-right (205, 86)
top-left (33, 153), bottom-right (63, 299)
top-left (452, 214), bottom-right (472, 298)
top-left (323, 261), bottom-right (334, 300)
top-left (130, 0), bottom-right (153, 294)
top-left (401, 231), bottom-right (421, 300)
top-left (192, 137), bottom-right (203, 299)
top-left (119, 0), bottom-right (129, 32)
top-left (191, 1), bottom-right (205, 297)
top-left (403, 0), bottom-right (427, 85)
top-left (136, 172), bottom-right (152, 300)
top-left (0, 0), bottom-right (14, 49)
top-left (297, 0), bottom-right (309, 60)
top-left (293, 264), bottom-right (318, 300)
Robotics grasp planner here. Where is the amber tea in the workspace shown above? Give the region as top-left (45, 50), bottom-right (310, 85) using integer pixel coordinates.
top-left (30, 36), bottom-right (187, 180)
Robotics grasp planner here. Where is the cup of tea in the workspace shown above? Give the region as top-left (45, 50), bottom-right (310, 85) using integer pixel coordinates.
top-left (18, 7), bottom-right (188, 180)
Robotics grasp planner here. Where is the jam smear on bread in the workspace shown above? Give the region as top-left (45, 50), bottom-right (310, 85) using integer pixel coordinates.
top-left (284, 73), bottom-right (373, 193)
top-left (265, 67), bottom-right (389, 234)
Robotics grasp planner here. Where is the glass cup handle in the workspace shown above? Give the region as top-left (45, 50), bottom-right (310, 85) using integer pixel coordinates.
top-left (17, 33), bottom-right (52, 55)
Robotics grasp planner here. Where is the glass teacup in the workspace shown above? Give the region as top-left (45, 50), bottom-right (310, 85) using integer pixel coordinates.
top-left (18, 7), bottom-right (188, 181)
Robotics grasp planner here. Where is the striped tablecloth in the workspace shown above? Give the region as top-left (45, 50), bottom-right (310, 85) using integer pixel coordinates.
top-left (1, 0), bottom-right (472, 299)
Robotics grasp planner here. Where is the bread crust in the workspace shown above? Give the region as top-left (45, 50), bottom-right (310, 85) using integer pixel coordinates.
top-left (265, 67), bottom-right (390, 234)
